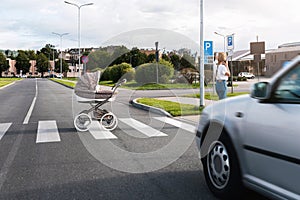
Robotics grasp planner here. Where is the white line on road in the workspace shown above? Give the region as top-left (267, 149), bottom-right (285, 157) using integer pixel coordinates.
top-left (88, 121), bottom-right (117, 140)
top-left (154, 117), bottom-right (196, 133)
top-left (119, 118), bottom-right (168, 137)
top-left (0, 123), bottom-right (12, 140)
top-left (23, 79), bottom-right (38, 124)
top-left (36, 121), bottom-right (61, 143)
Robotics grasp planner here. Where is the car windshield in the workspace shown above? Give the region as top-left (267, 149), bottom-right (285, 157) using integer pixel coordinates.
top-left (275, 64), bottom-right (300, 101)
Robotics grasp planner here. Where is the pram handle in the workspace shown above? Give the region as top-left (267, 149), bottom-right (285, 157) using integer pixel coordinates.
top-left (111, 79), bottom-right (127, 90)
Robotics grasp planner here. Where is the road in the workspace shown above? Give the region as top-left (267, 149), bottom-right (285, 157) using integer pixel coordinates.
top-left (0, 79), bottom-right (268, 200)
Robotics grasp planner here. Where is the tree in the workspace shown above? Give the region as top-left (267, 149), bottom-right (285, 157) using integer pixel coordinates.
top-left (36, 53), bottom-right (50, 77)
top-left (15, 50), bottom-right (31, 74)
top-left (39, 44), bottom-right (57, 61)
top-left (0, 53), bottom-right (9, 77)
top-left (108, 63), bottom-right (135, 83)
top-left (26, 50), bottom-right (37, 60)
top-left (147, 53), bottom-right (156, 63)
top-left (54, 59), bottom-right (69, 75)
top-left (170, 54), bottom-right (181, 71)
top-left (179, 54), bottom-right (196, 70)
top-left (135, 59), bottom-right (174, 84)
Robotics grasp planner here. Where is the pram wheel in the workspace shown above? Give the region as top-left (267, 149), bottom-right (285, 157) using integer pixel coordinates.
top-left (74, 113), bottom-right (92, 132)
top-left (100, 112), bottom-right (118, 131)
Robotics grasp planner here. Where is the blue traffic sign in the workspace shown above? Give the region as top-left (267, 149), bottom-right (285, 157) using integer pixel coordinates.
top-left (204, 41), bottom-right (213, 56)
top-left (227, 35), bottom-right (234, 50)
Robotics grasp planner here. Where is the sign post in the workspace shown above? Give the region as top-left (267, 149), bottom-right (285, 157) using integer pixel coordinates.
top-left (250, 41), bottom-right (265, 82)
top-left (81, 56), bottom-right (89, 74)
top-left (226, 34), bottom-right (234, 93)
top-left (204, 41), bottom-right (214, 94)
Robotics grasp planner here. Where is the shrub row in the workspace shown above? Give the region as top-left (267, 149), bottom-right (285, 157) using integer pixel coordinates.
top-left (101, 63), bottom-right (135, 83)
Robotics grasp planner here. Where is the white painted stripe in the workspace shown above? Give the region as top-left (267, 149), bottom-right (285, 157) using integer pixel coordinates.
top-left (0, 123), bottom-right (12, 140)
top-left (36, 121), bottom-right (61, 143)
top-left (119, 118), bottom-right (168, 137)
top-left (23, 79), bottom-right (38, 124)
top-left (154, 117), bottom-right (196, 133)
top-left (89, 121), bottom-right (117, 140)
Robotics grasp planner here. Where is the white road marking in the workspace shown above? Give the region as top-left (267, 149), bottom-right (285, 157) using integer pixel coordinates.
top-left (36, 121), bottom-right (61, 143)
top-left (154, 117), bottom-right (196, 133)
top-left (23, 79), bottom-right (38, 124)
top-left (0, 123), bottom-right (12, 140)
top-left (88, 121), bottom-right (117, 139)
top-left (119, 118), bottom-right (168, 137)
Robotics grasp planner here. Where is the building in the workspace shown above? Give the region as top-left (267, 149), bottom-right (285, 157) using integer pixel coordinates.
top-left (265, 42), bottom-right (300, 76)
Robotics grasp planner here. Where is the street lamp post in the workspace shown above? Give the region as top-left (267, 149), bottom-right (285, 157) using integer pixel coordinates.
top-left (214, 32), bottom-right (226, 52)
top-left (64, 1), bottom-right (93, 77)
top-left (52, 32), bottom-right (69, 78)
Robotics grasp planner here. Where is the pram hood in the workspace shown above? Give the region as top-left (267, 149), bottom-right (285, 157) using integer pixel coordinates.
top-left (75, 71), bottom-right (100, 93)
top-left (74, 71), bottom-right (114, 100)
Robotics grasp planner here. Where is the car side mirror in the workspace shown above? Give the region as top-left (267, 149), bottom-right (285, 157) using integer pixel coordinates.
top-left (251, 82), bottom-right (270, 99)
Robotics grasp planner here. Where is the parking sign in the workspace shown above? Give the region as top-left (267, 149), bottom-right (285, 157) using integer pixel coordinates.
top-left (227, 35), bottom-right (234, 50)
top-left (204, 41), bottom-right (213, 56)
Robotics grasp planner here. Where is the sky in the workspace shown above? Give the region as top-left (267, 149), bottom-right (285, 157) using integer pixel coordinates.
top-left (1, 0), bottom-right (300, 52)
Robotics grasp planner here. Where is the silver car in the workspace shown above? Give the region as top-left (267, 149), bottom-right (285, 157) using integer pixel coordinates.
top-left (196, 56), bottom-right (300, 199)
top-left (238, 72), bottom-right (255, 79)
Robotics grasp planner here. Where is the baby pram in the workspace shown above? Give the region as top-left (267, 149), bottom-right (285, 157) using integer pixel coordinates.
top-left (74, 71), bottom-right (126, 132)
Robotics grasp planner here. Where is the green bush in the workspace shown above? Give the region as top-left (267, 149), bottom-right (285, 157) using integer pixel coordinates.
top-left (135, 60), bottom-right (174, 84)
top-left (102, 63), bottom-right (135, 83)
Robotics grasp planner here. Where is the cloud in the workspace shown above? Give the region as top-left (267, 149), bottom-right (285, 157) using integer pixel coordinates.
top-left (1, 0), bottom-right (300, 51)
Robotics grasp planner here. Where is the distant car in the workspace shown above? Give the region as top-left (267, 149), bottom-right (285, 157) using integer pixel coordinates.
top-left (48, 74), bottom-right (57, 78)
top-left (56, 73), bottom-right (63, 78)
top-left (238, 72), bottom-right (255, 79)
top-left (196, 55), bottom-right (300, 199)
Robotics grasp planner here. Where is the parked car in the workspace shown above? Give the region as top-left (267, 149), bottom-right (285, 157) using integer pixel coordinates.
top-left (56, 73), bottom-right (63, 78)
top-left (196, 55), bottom-right (300, 199)
top-left (238, 72), bottom-right (255, 79)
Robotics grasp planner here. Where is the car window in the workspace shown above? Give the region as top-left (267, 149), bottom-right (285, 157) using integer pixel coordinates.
top-left (274, 64), bottom-right (300, 103)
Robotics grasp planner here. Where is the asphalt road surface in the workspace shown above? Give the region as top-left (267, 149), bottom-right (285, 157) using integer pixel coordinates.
top-left (0, 79), bottom-right (268, 200)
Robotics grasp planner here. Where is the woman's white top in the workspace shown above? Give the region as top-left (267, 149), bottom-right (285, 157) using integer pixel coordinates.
top-left (216, 64), bottom-right (228, 81)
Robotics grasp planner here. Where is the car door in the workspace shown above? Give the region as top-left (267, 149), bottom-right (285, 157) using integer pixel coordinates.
top-left (243, 64), bottom-right (300, 196)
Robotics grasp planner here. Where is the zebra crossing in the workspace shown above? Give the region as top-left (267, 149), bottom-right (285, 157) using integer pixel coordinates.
top-left (0, 117), bottom-right (196, 144)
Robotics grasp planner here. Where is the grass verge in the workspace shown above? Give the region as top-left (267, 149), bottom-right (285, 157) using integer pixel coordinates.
top-left (137, 98), bottom-right (203, 117)
top-left (184, 92), bottom-right (249, 100)
top-left (0, 78), bottom-right (21, 88)
top-left (50, 78), bottom-right (76, 88)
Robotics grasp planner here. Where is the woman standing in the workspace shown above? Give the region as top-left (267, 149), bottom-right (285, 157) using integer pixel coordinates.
top-left (215, 52), bottom-right (230, 100)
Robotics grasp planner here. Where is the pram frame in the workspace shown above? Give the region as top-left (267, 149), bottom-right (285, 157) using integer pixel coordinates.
top-left (74, 72), bottom-right (126, 132)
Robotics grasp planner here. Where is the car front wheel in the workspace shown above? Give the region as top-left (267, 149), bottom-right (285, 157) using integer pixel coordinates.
top-left (201, 133), bottom-right (244, 199)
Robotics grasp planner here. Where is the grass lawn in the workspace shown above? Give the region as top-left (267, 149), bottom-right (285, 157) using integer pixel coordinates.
top-left (0, 78), bottom-right (21, 88)
top-left (137, 98), bottom-right (203, 117)
top-left (184, 92), bottom-right (250, 100)
top-left (100, 80), bottom-right (201, 90)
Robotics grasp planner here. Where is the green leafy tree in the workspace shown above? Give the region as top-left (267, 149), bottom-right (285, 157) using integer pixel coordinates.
top-left (0, 53), bottom-right (9, 77)
top-left (108, 62), bottom-right (135, 83)
top-left (135, 59), bottom-right (174, 84)
top-left (170, 54), bottom-right (181, 70)
top-left (147, 53), bottom-right (156, 63)
top-left (39, 44), bottom-right (57, 60)
top-left (36, 53), bottom-right (50, 77)
top-left (55, 59), bottom-right (69, 75)
top-left (86, 50), bottom-right (112, 70)
top-left (179, 54), bottom-right (196, 70)
top-left (15, 50), bottom-right (31, 74)
top-left (26, 50), bottom-right (37, 60)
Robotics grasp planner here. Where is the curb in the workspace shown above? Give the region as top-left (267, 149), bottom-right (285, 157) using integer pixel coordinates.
top-left (130, 98), bottom-right (172, 117)
top-left (49, 79), bottom-right (74, 90)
